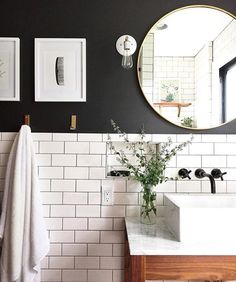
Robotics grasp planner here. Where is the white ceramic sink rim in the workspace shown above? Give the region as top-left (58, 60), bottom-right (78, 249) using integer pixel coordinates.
top-left (165, 193), bottom-right (236, 208)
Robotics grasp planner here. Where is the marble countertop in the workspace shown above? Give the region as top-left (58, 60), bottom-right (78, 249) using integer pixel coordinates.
top-left (125, 217), bottom-right (236, 256)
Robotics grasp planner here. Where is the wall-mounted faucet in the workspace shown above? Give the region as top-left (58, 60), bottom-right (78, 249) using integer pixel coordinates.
top-left (178, 168), bottom-right (192, 179)
top-left (211, 168), bottom-right (227, 181)
top-left (195, 168), bottom-right (216, 194)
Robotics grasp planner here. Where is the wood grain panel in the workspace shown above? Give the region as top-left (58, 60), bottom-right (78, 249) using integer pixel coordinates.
top-left (146, 256), bottom-right (236, 280)
top-left (125, 229), bottom-right (145, 282)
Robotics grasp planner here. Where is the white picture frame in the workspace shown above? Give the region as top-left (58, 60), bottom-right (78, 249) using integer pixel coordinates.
top-left (35, 38), bottom-right (86, 102)
top-left (0, 38), bottom-right (20, 101)
top-left (159, 79), bottom-right (181, 103)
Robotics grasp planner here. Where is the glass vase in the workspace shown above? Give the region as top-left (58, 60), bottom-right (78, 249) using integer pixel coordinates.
top-left (140, 184), bottom-right (157, 225)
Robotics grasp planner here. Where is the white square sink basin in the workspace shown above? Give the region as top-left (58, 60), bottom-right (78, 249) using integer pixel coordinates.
top-left (164, 193), bottom-right (236, 243)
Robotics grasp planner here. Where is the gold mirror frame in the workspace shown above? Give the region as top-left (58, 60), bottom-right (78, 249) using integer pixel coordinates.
top-left (137, 5), bottom-right (236, 130)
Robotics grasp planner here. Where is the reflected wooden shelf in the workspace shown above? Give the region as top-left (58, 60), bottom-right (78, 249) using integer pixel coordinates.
top-left (153, 102), bottom-right (192, 117)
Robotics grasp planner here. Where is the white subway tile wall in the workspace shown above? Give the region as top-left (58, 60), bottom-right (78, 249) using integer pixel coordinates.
top-left (0, 132), bottom-right (236, 282)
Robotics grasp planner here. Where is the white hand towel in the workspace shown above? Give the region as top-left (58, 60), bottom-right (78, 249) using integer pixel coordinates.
top-left (0, 125), bottom-right (50, 282)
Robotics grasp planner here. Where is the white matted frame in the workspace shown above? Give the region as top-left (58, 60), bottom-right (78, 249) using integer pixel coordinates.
top-left (0, 38), bottom-right (20, 101)
top-left (35, 38), bottom-right (86, 102)
top-left (158, 79), bottom-right (181, 102)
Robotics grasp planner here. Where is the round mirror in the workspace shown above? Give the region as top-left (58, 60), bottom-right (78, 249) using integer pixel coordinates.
top-left (138, 5), bottom-right (236, 129)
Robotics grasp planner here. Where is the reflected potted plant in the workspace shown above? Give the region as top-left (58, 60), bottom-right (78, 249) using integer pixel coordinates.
top-left (181, 117), bottom-right (193, 128)
top-left (108, 120), bottom-right (192, 224)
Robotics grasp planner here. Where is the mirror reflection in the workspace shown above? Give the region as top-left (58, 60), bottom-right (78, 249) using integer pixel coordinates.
top-left (138, 6), bottom-right (236, 129)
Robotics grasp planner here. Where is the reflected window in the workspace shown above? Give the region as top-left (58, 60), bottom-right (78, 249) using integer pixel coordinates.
top-left (220, 58), bottom-right (236, 123)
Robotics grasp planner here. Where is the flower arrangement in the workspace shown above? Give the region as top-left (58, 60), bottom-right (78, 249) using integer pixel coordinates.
top-left (108, 120), bottom-right (192, 224)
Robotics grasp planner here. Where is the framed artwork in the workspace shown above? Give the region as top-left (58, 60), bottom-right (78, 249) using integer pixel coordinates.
top-left (35, 38), bottom-right (86, 102)
top-left (0, 38), bottom-right (20, 101)
top-left (159, 79), bottom-right (180, 102)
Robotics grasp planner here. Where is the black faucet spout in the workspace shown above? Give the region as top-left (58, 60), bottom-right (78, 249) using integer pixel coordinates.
top-left (204, 173), bottom-right (216, 194)
top-left (195, 168), bottom-right (216, 194)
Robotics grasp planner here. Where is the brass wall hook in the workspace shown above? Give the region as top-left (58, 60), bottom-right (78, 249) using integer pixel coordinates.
top-left (70, 115), bottom-right (77, 130)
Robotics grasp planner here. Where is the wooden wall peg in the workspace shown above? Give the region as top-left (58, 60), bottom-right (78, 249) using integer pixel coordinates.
top-left (24, 115), bottom-right (30, 126)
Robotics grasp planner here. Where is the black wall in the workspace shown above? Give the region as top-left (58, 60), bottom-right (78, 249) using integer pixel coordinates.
top-left (1, 0), bottom-right (236, 133)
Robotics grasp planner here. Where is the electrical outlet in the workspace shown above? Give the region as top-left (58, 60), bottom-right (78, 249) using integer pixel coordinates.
top-left (102, 187), bottom-right (113, 205)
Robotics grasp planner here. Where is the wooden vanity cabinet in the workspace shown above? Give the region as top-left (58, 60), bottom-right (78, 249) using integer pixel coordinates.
top-left (125, 219), bottom-right (236, 282)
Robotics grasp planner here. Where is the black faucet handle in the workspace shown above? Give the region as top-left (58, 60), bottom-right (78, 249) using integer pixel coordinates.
top-left (211, 168), bottom-right (227, 181)
top-left (195, 168), bottom-right (206, 179)
top-left (178, 168), bottom-right (192, 179)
